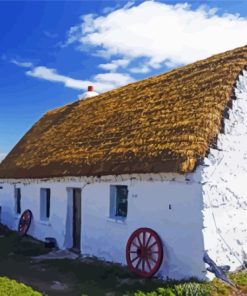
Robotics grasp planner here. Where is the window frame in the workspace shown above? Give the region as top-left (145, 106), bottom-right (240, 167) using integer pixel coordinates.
top-left (14, 188), bottom-right (21, 215)
top-left (109, 185), bottom-right (128, 220)
top-left (40, 188), bottom-right (51, 221)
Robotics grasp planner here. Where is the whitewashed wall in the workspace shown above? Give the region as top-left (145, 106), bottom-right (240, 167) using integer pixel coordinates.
top-left (81, 177), bottom-right (205, 280)
top-left (201, 69), bottom-right (247, 272)
top-left (0, 174), bottom-right (206, 280)
top-left (0, 181), bottom-right (74, 247)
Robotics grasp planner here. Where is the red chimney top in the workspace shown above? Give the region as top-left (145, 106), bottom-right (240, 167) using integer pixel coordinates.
top-left (88, 85), bottom-right (94, 92)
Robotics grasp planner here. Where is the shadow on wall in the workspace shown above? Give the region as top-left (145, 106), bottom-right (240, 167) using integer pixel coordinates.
top-left (27, 212), bottom-right (67, 249)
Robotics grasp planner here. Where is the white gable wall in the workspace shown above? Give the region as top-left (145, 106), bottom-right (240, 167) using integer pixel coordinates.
top-left (201, 69), bottom-right (247, 271)
top-left (0, 174), bottom-right (206, 280)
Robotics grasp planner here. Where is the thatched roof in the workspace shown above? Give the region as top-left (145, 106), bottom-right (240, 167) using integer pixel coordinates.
top-left (1, 45), bottom-right (247, 179)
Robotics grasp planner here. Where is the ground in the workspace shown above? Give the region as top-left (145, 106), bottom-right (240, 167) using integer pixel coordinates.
top-left (0, 224), bottom-right (246, 296)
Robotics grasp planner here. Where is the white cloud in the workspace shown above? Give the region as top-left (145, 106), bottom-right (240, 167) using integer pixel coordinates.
top-left (26, 66), bottom-right (134, 93)
top-left (98, 63), bottom-right (117, 71)
top-left (67, 1), bottom-right (247, 71)
top-left (102, 6), bottom-right (118, 15)
top-left (98, 59), bottom-right (130, 71)
top-left (123, 1), bottom-right (135, 10)
top-left (10, 59), bottom-right (33, 68)
top-left (26, 66), bottom-right (85, 89)
top-left (94, 72), bottom-right (133, 87)
top-left (130, 65), bottom-right (150, 74)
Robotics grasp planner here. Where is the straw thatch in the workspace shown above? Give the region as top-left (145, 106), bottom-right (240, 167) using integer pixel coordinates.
top-left (1, 45), bottom-right (247, 179)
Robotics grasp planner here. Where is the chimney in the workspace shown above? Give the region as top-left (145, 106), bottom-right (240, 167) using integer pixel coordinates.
top-left (79, 85), bottom-right (99, 100)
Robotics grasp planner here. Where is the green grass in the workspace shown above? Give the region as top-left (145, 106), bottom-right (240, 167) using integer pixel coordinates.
top-left (0, 277), bottom-right (42, 296)
top-left (230, 271), bottom-right (247, 286)
top-left (124, 274), bottom-right (247, 296)
top-left (124, 282), bottom-right (213, 296)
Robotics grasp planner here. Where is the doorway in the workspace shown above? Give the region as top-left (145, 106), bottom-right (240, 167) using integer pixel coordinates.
top-left (72, 188), bottom-right (81, 251)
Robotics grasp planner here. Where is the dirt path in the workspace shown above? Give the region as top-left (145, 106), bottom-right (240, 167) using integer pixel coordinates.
top-left (1, 257), bottom-right (80, 296)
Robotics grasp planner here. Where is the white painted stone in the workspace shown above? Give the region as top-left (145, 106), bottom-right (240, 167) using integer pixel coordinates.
top-left (201, 69), bottom-right (247, 272)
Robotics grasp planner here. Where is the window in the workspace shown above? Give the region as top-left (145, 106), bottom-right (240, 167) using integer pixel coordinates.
top-left (110, 185), bottom-right (128, 219)
top-left (15, 188), bottom-right (21, 215)
top-left (40, 188), bottom-right (50, 221)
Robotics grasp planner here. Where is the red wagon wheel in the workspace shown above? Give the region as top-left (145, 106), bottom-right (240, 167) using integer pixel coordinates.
top-left (126, 227), bottom-right (163, 278)
top-left (18, 209), bottom-right (32, 236)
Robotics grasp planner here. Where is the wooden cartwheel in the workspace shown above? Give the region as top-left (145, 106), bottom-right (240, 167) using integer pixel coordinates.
top-left (126, 227), bottom-right (163, 278)
top-left (18, 209), bottom-right (32, 236)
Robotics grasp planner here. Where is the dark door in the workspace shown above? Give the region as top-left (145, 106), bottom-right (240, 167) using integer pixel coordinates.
top-left (72, 189), bottom-right (81, 251)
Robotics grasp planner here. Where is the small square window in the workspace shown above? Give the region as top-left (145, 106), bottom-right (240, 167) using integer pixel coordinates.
top-left (15, 188), bottom-right (21, 215)
top-left (110, 185), bottom-right (128, 219)
top-left (40, 188), bottom-right (50, 221)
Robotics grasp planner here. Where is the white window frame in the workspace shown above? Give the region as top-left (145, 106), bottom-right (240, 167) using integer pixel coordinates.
top-left (40, 188), bottom-right (51, 221)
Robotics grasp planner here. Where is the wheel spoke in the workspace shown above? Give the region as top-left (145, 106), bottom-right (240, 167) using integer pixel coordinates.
top-left (145, 257), bottom-right (152, 271)
top-left (148, 241), bottom-right (157, 249)
top-left (142, 256), bottom-right (145, 272)
top-left (131, 255), bottom-right (139, 263)
top-left (137, 235), bottom-right (142, 248)
top-left (136, 257), bottom-right (142, 270)
top-left (143, 231), bottom-right (146, 247)
top-left (145, 233), bottom-right (152, 248)
top-left (132, 241), bottom-right (139, 248)
top-left (149, 255), bottom-right (157, 263)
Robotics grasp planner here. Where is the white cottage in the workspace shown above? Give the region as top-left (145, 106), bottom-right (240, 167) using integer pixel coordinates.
top-left (0, 45), bottom-right (247, 280)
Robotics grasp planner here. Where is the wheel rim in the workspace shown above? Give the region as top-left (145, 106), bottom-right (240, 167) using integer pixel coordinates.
top-left (126, 227), bottom-right (163, 278)
top-left (18, 210), bottom-right (32, 236)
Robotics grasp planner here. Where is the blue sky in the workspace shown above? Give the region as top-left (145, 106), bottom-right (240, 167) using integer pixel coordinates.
top-left (1, 0), bottom-right (247, 160)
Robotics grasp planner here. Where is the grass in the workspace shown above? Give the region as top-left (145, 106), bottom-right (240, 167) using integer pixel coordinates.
top-left (0, 224), bottom-right (247, 296)
top-left (0, 277), bottom-right (42, 296)
top-left (230, 272), bottom-right (247, 294)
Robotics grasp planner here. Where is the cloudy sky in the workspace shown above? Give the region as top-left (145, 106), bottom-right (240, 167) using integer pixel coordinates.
top-left (1, 0), bottom-right (247, 160)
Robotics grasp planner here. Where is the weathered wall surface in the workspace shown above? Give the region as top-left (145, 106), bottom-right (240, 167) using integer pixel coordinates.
top-left (81, 176), bottom-right (205, 280)
top-left (201, 69), bottom-right (247, 272)
top-left (0, 174), bottom-right (206, 280)
top-left (0, 181), bottom-right (73, 247)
